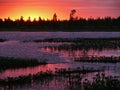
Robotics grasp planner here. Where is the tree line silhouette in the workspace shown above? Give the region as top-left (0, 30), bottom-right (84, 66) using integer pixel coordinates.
top-left (0, 11), bottom-right (120, 31)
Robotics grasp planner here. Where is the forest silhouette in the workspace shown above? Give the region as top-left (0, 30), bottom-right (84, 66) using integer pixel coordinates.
top-left (0, 10), bottom-right (120, 31)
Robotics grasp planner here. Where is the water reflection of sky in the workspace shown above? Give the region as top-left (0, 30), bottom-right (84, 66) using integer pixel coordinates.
top-left (41, 47), bottom-right (120, 60)
top-left (0, 32), bottom-right (120, 41)
top-left (0, 62), bottom-right (120, 79)
top-left (0, 40), bottom-right (119, 63)
top-left (0, 32), bottom-right (120, 87)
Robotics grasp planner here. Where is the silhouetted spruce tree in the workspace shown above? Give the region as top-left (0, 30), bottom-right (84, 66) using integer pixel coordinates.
top-left (53, 13), bottom-right (57, 21)
top-left (69, 9), bottom-right (76, 21)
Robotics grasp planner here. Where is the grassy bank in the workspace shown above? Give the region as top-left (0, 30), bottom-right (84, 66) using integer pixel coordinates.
top-left (0, 57), bottom-right (47, 71)
top-left (37, 38), bottom-right (120, 50)
top-left (74, 56), bottom-right (120, 63)
top-left (0, 67), bottom-right (102, 86)
top-left (0, 39), bottom-right (6, 42)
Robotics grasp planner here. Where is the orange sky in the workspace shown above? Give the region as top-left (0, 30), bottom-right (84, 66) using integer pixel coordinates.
top-left (0, 0), bottom-right (120, 20)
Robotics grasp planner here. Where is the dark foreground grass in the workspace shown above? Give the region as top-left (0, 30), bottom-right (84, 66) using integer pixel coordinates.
top-left (0, 68), bottom-right (120, 90)
top-left (0, 67), bottom-right (101, 86)
top-left (0, 57), bottom-right (47, 71)
top-left (83, 73), bottom-right (120, 90)
top-left (0, 71), bottom-right (53, 86)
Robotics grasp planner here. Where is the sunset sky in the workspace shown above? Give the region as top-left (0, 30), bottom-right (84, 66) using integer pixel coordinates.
top-left (0, 0), bottom-right (120, 20)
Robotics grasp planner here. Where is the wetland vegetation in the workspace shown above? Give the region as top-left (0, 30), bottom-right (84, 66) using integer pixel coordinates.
top-left (0, 39), bottom-right (6, 42)
top-left (0, 32), bottom-right (120, 90)
top-left (0, 67), bottom-right (103, 86)
top-left (0, 57), bottom-right (47, 71)
top-left (0, 68), bottom-right (120, 90)
top-left (41, 38), bottom-right (120, 50)
top-left (74, 56), bottom-right (120, 63)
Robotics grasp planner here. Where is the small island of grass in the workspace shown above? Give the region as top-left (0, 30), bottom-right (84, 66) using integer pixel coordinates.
top-left (0, 57), bottom-right (47, 71)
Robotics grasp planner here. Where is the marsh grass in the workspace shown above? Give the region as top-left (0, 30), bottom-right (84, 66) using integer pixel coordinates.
top-left (0, 39), bottom-right (6, 42)
top-left (0, 70), bottom-right (53, 86)
top-left (0, 68), bottom-right (120, 90)
top-left (74, 56), bottom-right (120, 63)
top-left (39, 38), bottom-right (120, 52)
top-left (83, 73), bottom-right (120, 90)
top-left (0, 57), bottom-right (47, 71)
top-left (55, 67), bottom-right (102, 76)
top-left (0, 67), bottom-right (103, 86)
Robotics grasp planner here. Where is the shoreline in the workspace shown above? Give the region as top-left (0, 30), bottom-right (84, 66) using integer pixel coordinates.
top-left (0, 28), bottom-right (120, 32)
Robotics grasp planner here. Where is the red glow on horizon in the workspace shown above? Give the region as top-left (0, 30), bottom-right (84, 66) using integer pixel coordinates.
top-left (0, 0), bottom-right (119, 20)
